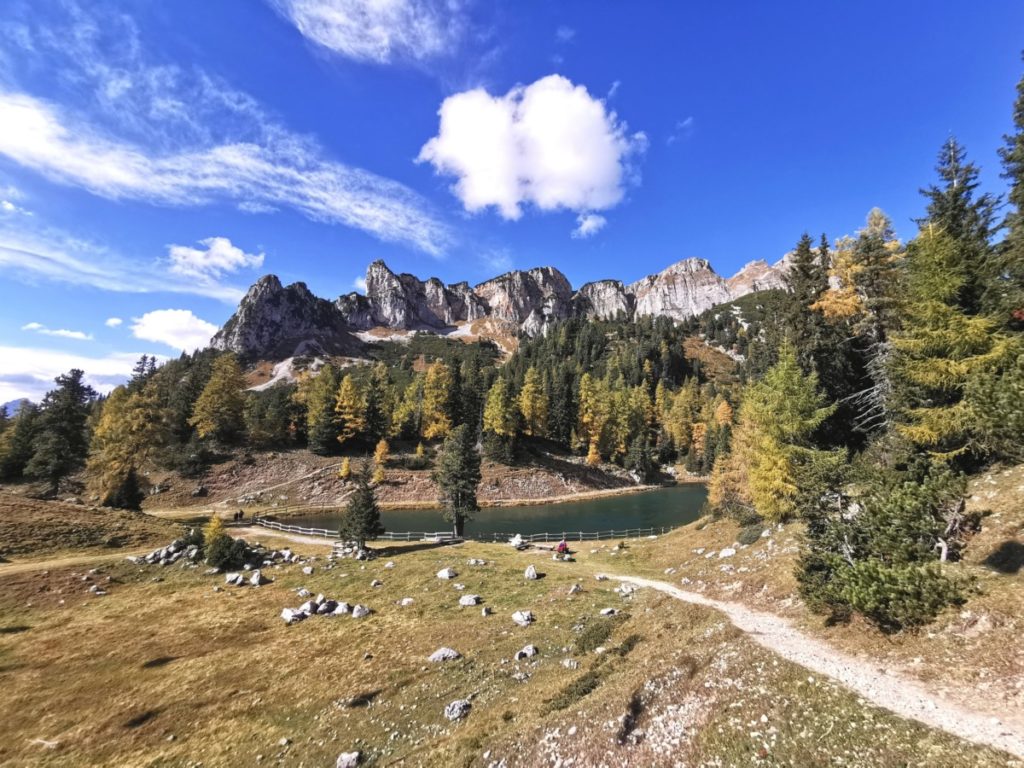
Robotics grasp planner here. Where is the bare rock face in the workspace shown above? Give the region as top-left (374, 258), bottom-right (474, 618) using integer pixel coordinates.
top-left (629, 258), bottom-right (733, 320)
top-left (725, 259), bottom-right (788, 298)
top-left (573, 280), bottom-right (633, 320)
top-left (474, 266), bottom-right (573, 336)
top-left (211, 276), bottom-right (362, 359)
top-left (335, 292), bottom-right (374, 330)
top-left (356, 260), bottom-right (488, 330)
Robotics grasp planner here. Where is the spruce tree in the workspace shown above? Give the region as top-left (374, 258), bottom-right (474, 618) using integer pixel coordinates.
top-left (433, 424), bottom-right (481, 537)
top-left (995, 58), bottom-right (1024, 329)
top-left (363, 362), bottom-right (392, 442)
top-left (340, 463), bottom-right (384, 547)
top-left (304, 365), bottom-right (341, 455)
top-left (0, 402), bottom-right (40, 479)
top-left (26, 369), bottom-right (97, 492)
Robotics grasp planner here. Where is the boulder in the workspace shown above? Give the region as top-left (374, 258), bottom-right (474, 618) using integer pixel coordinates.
top-left (302, 566), bottom-right (314, 575)
top-left (514, 644), bottom-right (538, 661)
top-left (250, 570), bottom-right (272, 586)
top-left (297, 588), bottom-right (311, 598)
top-left (524, 565), bottom-right (538, 580)
top-left (444, 699), bottom-right (471, 721)
top-left (225, 573), bottom-right (245, 586)
top-left (281, 608), bottom-right (306, 625)
top-left (568, 583), bottom-right (582, 595)
top-left (318, 600), bottom-right (338, 614)
top-left (351, 604), bottom-right (371, 619)
top-left (333, 602), bottom-right (351, 616)
top-left (718, 547), bottom-right (737, 559)
top-left (299, 600), bottom-right (318, 614)
top-left (481, 607), bottom-right (491, 617)
top-left (429, 647), bottom-right (462, 663)
top-left (370, 579), bottom-right (383, 587)
top-left (512, 610), bottom-right (534, 627)
top-left (400, 597), bottom-right (415, 606)
top-left (467, 558), bottom-right (487, 566)
top-left (600, 608), bottom-right (618, 616)
top-left (459, 594), bottom-right (481, 607)
top-left (436, 567), bottom-right (457, 580)
top-left (336, 752), bottom-right (361, 768)
top-left (384, 561), bottom-right (395, 569)
top-left (561, 658), bottom-right (580, 670)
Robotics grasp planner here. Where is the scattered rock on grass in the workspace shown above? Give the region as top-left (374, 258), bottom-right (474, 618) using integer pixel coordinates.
top-left (429, 647), bottom-right (462, 662)
top-left (436, 567), bottom-right (457, 580)
top-left (459, 594), bottom-right (481, 607)
top-left (512, 610), bottom-right (534, 627)
top-left (351, 604), bottom-right (371, 619)
top-left (524, 565), bottom-right (538, 580)
top-left (336, 752), bottom-right (361, 768)
top-left (514, 644), bottom-right (538, 661)
top-left (444, 699), bottom-right (471, 721)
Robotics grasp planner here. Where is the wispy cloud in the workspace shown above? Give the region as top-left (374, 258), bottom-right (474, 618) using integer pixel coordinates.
top-left (105, 317), bottom-right (123, 328)
top-left (0, 3), bottom-right (452, 255)
top-left (21, 321), bottom-right (93, 341)
top-left (666, 116), bottom-right (695, 146)
top-left (269, 0), bottom-right (466, 64)
top-left (167, 236), bottom-right (264, 282)
top-left (555, 26), bottom-right (576, 43)
top-left (0, 222), bottom-right (246, 302)
top-left (352, 276), bottom-right (368, 293)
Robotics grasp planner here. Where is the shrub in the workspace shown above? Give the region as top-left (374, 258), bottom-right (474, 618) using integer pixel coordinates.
top-left (544, 670), bottom-right (603, 712)
top-left (835, 560), bottom-right (965, 633)
top-left (737, 524), bottom-right (763, 547)
top-left (206, 534), bottom-right (248, 570)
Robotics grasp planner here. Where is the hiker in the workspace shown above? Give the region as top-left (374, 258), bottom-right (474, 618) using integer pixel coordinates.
top-left (556, 538), bottom-right (569, 555)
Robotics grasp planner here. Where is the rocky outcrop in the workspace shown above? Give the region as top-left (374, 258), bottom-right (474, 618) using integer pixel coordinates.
top-left (628, 258), bottom-right (733, 320)
top-left (573, 280), bottom-right (633, 320)
top-left (214, 254), bottom-right (791, 362)
top-left (211, 276), bottom-right (363, 359)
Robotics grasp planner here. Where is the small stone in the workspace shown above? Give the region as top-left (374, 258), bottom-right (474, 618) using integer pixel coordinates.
top-left (370, 579), bottom-right (383, 587)
top-left (302, 566), bottom-right (314, 575)
top-left (351, 604), bottom-right (371, 619)
top-left (600, 608), bottom-right (618, 616)
top-left (459, 594), bottom-right (481, 607)
top-left (400, 597), bottom-right (415, 606)
top-left (436, 567), bottom-right (457, 580)
top-left (594, 574), bottom-right (608, 581)
top-left (524, 564), bottom-right (538, 580)
top-left (281, 608), bottom-right (306, 625)
top-left (562, 658), bottom-right (579, 670)
top-left (336, 751), bottom-right (361, 768)
top-left (481, 606), bottom-right (491, 617)
top-left (568, 583), bottom-right (582, 595)
top-left (384, 561), bottom-right (395, 569)
top-left (718, 548), bottom-right (737, 559)
top-left (279, 737), bottom-right (291, 747)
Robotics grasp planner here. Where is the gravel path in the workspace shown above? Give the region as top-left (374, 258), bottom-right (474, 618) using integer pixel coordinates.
top-left (609, 574), bottom-right (1024, 759)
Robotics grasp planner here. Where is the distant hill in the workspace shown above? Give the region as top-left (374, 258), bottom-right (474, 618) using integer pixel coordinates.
top-left (2, 399), bottom-right (31, 416)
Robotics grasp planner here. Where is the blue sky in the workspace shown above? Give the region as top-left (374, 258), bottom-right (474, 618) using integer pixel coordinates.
top-left (1, 0), bottom-right (1023, 402)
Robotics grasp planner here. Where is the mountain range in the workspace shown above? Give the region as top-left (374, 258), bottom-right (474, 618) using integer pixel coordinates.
top-left (210, 256), bottom-right (791, 360)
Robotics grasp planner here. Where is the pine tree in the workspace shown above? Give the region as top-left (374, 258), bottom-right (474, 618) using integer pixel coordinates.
top-left (335, 375), bottom-right (365, 447)
top-left (339, 463), bottom-right (384, 547)
top-left (518, 366), bottom-right (548, 437)
top-left (995, 59), bottom-right (1024, 329)
top-left (433, 424), bottom-right (481, 537)
top-left (364, 363), bottom-right (393, 442)
top-left (189, 354), bottom-right (245, 442)
top-left (26, 369), bottom-right (97, 491)
top-left (890, 228), bottom-right (1016, 459)
top-left (304, 365), bottom-right (341, 455)
top-left (0, 403), bottom-right (40, 479)
top-left (421, 361), bottom-right (453, 440)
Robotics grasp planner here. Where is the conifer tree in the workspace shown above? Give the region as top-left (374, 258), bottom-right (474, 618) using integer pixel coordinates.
top-left (995, 60), bottom-right (1024, 329)
top-left (189, 354), bottom-right (245, 442)
top-left (391, 374), bottom-right (424, 440)
top-left (421, 361), bottom-right (453, 440)
top-left (0, 402), bottom-right (40, 479)
top-left (334, 374), bottom-right (365, 447)
top-left (372, 438), bottom-right (389, 484)
top-left (518, 366), bottom-right (548, 437)
top-left (340, 463), bottom-right (384, 547)
top-left (26, 369), bottom-right (97, 491)
top-left (364, 362), bottom-right (393, 442)
top-left (87, 385), bottom-right (164, 506)
top-left (304, 365), bottom-right (341, 455)
top-left (482, 378), bottom-right (517, 438)
top-left (433, 424), bottom-right (481, 537)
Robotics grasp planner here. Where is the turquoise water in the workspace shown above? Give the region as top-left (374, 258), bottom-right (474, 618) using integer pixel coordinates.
top-left (285, 484), bottom-right (707, 537)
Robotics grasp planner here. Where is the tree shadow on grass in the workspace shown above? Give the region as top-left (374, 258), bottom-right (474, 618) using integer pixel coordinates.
top-left (344, 690), bottom-right (383, 708)
top-left (124, 709), bottom-right (160, 728)
top-left (983, 540), bottom-right (1024, 574)
top-left (373, 540), bottom-right (460, 558)
top-left (141, 656), bottom-right (179, 669)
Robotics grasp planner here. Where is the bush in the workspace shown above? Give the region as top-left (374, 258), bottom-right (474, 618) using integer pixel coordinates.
top-left (206, 534), bottom-right (248, 570)
top-left (835, 560), bottom-right (965, 633)
top-left (544, 670), bottom-right (603, 712)
top-left (737, 524), bottom-right (764, 546)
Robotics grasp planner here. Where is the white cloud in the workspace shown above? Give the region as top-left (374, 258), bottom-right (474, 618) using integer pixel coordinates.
top-left (168, 236), bottom-right (264, 282)
top-left (353, 276), bottom-right (368, 292)
top-left (556, 26), bottom-right (575, 42)
top-left (270, 0), bottom-right (464, 64)
top-left (0, 92), bottom-right (450, 255)
top-left (105, 317), bottom-right (123, 327)
top-left (572, 213), bottom-right (607, 239)
top-left (607, 80), bottom-right (621, 100)
top-left (0, 345), bottom-right (155, 403)
top-left (666, 116), bottom-right (695, 146)
top-left (418, 74), bottom-right (646, 227)
top-left (482, 248), bottom-right (512, 274)
top-left (21, 321), bottom-right (93, 340)
top-left (130, 309), bottom-right (219, 353)
top-left (0, 223), bottom-right (245, 302)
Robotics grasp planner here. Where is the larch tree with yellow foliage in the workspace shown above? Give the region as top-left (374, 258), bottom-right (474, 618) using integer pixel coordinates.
top-left (335, 374), bottom-right (365, 447)
top-left (421, 361), bottom-right (453, 440)
top-left (189, 353), bottom-right (246, 442)
top-left (517, 367), bottom-right (548, 437)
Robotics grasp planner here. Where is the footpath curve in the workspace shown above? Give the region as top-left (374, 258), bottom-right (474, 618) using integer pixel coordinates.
top-left (608, 573), bottom-right (1024, 760)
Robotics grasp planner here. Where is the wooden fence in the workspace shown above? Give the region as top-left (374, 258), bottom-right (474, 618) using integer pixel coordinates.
top-left (245, 516), bottom-right (673, 543)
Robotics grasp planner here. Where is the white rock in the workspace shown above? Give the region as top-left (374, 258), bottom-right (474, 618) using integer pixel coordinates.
top-left (444, 699), bottom-right (471, 721)
top-left (436, 568), bottom-right (457, 580)
top-left (333, 602), bottom-right (351, 615)
top-left (384, 561), bottom-right (395, 569)
top-left (429, 647), bottom-right (462, 662)
top-left (512, 610), bottom-right (534, 627)
top-left (453, 583), bottom-right (466, 590)
top-left (524, 565), bottom-right (538, 580)
top-left (302, 566), bottom-right (314, 575)
top-left (400, 597), bottom-right (415, 606)
top-left (351, 604), bottom-right (371, 619)
top-left (481, 606), bottom-right (491, 617)
top-left (281, 608), bottom-right (306, 625)
top-left (568, 583), bottom-right (582, 595)
top-left (459, 594), bottom-right (481, 606)
top-left (718, 548), bottom-right (736, 559)
top-left (561, 658), bottom-right (579, 670)
top-left (250, 570), bottom-right (271, 586)
top-left (370, 579), bottom-right (383, 587)
top-left (600, 608), bottom-right (618, 616)
top-left (336, 751), bottom-right (361, 768)
top-left (296, 588), bottom-right (311, 598)
top-left (594, 574), bottom-right (608, 581)
top-left (514, 644), bottom-right (538, 661)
